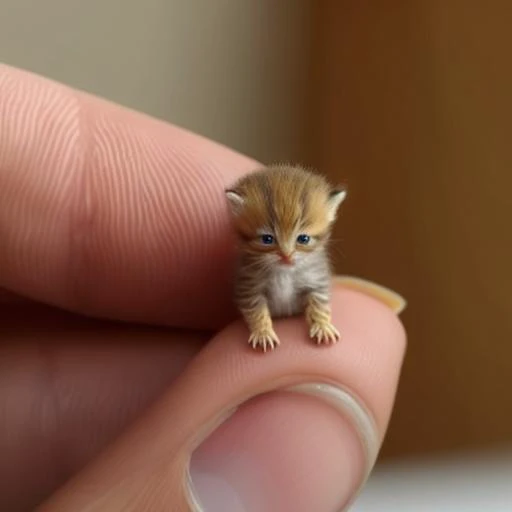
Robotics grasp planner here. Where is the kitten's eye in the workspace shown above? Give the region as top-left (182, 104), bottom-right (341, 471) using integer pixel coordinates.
top-left (260, 234), bottom-right (275, 245)
top-left (296, 234), bottom-right (311, 245)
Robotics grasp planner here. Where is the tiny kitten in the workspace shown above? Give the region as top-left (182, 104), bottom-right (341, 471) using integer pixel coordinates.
top-left (225, 164), bottom-right (347, 352)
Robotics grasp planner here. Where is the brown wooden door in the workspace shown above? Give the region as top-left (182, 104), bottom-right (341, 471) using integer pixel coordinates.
top-left (308, 1), bottom-right (512, 458)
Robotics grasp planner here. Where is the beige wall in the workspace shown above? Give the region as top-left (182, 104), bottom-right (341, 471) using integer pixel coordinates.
top-left (311, 1), bottom-right (512, 458)
top-left (0, 0), bottom-right (311, 164)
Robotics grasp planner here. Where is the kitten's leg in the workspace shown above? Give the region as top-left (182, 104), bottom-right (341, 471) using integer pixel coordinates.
top-left (241, 299), bottom-right (280, 352)
top-left (304, 292), bottom-right (340, 344)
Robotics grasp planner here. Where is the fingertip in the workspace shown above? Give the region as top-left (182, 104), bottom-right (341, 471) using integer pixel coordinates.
top-left (0, 63), bottom-right (258, 329)
top-left (38, 287), bottom-right (406, 511)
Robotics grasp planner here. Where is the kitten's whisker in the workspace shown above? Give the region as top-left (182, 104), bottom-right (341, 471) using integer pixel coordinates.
top-left (330, 246), bottom-right (347, 259)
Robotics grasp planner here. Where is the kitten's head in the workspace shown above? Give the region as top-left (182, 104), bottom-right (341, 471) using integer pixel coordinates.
top-left (225, 165), bottom-right (346, 267)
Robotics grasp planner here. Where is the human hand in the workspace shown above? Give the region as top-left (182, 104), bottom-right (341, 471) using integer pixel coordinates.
top-left (0, 64), bottom-right (406, 512)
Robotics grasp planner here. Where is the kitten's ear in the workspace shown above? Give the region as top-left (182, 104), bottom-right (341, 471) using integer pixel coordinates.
top-left (327, 187), bottom-right (347, 223)
top-left (225, 189), bottom-right (245, 215)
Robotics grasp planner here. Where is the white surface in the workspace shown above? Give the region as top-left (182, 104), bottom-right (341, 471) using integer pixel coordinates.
top-left (351, 448), bottom-right (512, 511)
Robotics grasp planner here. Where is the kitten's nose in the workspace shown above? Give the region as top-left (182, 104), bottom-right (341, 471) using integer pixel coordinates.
top-left (278, 251), bottom-right (294, 265)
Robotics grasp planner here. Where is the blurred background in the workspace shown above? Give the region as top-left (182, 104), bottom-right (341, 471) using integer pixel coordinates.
top-left (2, 0), bottom-right (512, 509)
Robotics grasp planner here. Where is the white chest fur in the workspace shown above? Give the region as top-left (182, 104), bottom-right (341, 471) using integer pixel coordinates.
top-left (266, 266), bottom-right (302, 318)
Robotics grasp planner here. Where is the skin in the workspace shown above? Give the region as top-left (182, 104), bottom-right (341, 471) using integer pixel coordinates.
top-left (0, 64), bottom-right (407, 512)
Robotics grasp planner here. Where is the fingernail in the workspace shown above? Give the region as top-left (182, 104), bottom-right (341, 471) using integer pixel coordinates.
top-left (334, 275), bottom-right (407, 315)
top-left (187, 384), bottom-right (378, 512)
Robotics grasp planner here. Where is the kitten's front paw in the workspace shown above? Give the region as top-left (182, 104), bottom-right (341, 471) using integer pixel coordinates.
top-left (309, 321), bottom-right (340, 345)
top-left (248, 328), bottom-right (280, 352)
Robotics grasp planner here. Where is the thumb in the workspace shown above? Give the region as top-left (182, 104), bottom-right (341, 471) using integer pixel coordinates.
top-left (38, 279), bottom-right (406, 512)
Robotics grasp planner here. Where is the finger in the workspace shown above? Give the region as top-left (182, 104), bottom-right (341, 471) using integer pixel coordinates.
top-left (0, 64), bottom-right (257, 329)
top-left (0, 304), bottom-right (208, 512)
top-left (39, 280), bottom-right (407, 512)
top-left (0, 287), bottom-right (32, 304)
